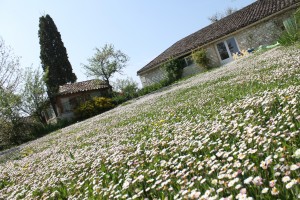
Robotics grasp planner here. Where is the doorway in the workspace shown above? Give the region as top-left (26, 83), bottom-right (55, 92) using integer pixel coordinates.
top-left (216, 37), bottom-right (240, 65)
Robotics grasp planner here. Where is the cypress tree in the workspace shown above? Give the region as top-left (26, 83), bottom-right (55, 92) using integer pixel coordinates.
top-left (38, 14), bottom-right (77, 116)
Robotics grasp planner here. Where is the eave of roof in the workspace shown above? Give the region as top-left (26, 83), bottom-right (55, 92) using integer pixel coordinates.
top-left (137, 0), bottom-right (300, 75)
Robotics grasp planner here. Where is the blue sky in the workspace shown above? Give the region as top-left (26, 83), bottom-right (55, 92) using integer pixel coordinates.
top-left (0, 0), bottom-right (255, 86)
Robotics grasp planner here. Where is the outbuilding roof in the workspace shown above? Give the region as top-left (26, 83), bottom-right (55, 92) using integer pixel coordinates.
top-left (58, 79), bottom-right (109, 96)
top-left (137, 0), bottom-right (300, 75)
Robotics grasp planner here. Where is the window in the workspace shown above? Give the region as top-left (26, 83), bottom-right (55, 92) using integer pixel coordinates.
top-left (69, 97), bottom-right (79, 109)
top-left (68, 95), bottom-right (92, 110)
top-left (217, 42), bottom-right (230, 60)
top-left (216, 37), bottom-right (239, 64)
top-left (226, 37), bottom-right (239, 56)
top-left (62, 101), bottom-right (72, 113)
top-left (184, 56), bottom-right (194, 67)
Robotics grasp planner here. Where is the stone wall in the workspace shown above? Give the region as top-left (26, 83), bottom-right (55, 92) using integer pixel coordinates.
top-left (205, 45), bottom-right (220, 67)
top-left (182, 63), bottom-right (205, 77)
top-left (235, 10), bottom-right (294, 51)
top-left (140, 44), bottom-right (220, 87)
top-left (139, 66), bottom-right (168, 87)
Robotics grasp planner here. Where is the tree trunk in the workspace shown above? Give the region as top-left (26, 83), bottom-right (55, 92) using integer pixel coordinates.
top-left (50, 97), bottom-right (58, 117)
top-left (37, 112), bottom-right (48, 125)
top-left (104, 79), bottom-right (113, 97)
top-left (47, 90), bottom-right (58, 117)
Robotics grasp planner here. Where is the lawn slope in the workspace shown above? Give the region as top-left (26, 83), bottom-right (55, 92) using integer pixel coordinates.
top-left (0, 45), bottom-right (300, 199)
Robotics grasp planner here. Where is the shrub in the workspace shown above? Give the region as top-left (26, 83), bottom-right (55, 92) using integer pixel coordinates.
top-left (30, 119), bottom-right (73, 139)
top-left (0, 117), bottom-right (73, 151)
top-left (74, 97), bottom-right (114, 120)
top-left (191, 49), bottom-right (210, 69)
top-left (162, 58), bottom-right (185, 83)
top-left (94, 97), bottom-right (114, 112)
top-left (278, 8), bottom-right (300, 46)
top-left (111, 93), bottom-right (128, 105)
top-left (137, 79), bottom-right (171, 96)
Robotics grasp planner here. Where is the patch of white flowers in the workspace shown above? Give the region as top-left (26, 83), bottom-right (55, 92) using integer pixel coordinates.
top-left (0, 46), bottom-right (300, 199)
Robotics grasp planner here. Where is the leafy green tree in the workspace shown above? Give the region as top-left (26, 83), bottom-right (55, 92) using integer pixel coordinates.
top-left (0, 38), bottom-right (24, 146)
top-left (0, 90), bottom-right (21, 123)
top-left (82, 44), bottom-right (129, 89)
top-left (38, 14), bottom-right (77, 115)
top-left (113, 77), bottom-right (139, 99)
top-left (0, 88), bottom-right (23, 145)
top-left (22, 67), bottom-right (49, 124)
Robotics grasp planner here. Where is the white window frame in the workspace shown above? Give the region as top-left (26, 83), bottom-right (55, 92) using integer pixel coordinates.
top-left (215, 37), bottom-right (240, 65)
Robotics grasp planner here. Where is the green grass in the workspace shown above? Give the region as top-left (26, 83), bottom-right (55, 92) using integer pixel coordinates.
top-left (0, 45), bottom-right (300, 199)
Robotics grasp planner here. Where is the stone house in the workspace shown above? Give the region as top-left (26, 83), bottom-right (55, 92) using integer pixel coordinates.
top-left (43, 79), bottom-right (110, 122)
top-left (137, 0), bottom-right (300, 87)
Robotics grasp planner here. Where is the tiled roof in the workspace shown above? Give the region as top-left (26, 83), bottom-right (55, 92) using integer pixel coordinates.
top-left (137, 0), bottom-right (300, 75)
top-left (58, 79), bottom-right (109, 95)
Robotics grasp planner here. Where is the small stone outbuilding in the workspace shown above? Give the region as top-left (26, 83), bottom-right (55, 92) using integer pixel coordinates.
top-left (43, 79), bottom-right (110, 122)
top-left (137, 0), bottom-right (300, 87)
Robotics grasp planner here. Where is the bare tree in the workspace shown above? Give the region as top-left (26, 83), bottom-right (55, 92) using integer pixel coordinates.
top-left (208, 7), bottom-right (237, 23)
top-left (0, 38), bottom-right (23, 121)
top-left (0, 38), bottom-right (22, 92)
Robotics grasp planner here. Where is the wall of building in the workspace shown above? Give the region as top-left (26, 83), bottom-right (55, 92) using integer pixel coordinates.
top-left (139, 67), bottom-right (168, 87)
top-left (58, 112), bottom-right (75, 121)
top-left (139, 10), bottom-right (295, 87)
top-left (235, 10), bottom-right (294, 51)
top-left (54, 89), bottom-right (107, 121)
top-left (206, 45), bottom-right (221, 67)
top-left (182, 44), bottom-right (220, 77)
top-left (182, 63), bottom-right (205, 77)
top-left (139, 44), bottom-right (220, 87)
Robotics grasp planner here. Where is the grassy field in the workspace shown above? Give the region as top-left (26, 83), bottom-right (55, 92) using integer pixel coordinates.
top-left (0, 45), bottom-right (300, 199)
